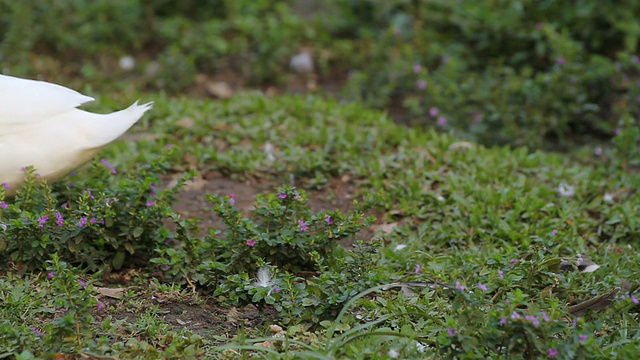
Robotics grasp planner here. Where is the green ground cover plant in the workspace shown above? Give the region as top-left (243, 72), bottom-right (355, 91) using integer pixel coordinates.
top-left (0, 93), bottom-right (639, 358)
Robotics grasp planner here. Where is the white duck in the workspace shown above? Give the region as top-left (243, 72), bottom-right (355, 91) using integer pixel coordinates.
top-left (0, 74), bottom-right (152, 195)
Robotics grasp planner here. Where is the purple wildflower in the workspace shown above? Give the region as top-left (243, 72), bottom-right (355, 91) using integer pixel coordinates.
top-left (78, 217), bottom-right (88, 227)
top-left (437, 116), bottom-right (447, 126)
top-left (246, 238), bottom-right (256, 247)
top-left (31, 328), bottom-right (43, 336)
top-left (477, 282), bottom-right (488, 291)
top-left (37, 215), bottom-right (48, 228)
top-left (429, 107), bottom-right (439, 117)
top-left (446, 328), bottom-right (457, 336)
top-left (510, 311), bottom-right (520, 320)
top-left (499, 317), bottom-right (507, 325)
top-left (525, 314), bottom-right (540, 326)
top-left (541, 311), bottom-right (550, 322)
top-left (101, 158), bottom-right (117, 174)
top-left (556, 57), bottom-right (565, 66)
top-left (279, 192), bottom-right (287, 199)
top-left (47, 271), bottom-right (55, 279)
top-left (414, 264), bottom-right (421, 274)
top-left (0, 201), bottom-right (7, 209)
top-left (579, 334), bottom-right (588, 344)
top-left (298, 219), bottom-right (309, 231)
top-left (55, 212), bottom-right (64, 226)
top-left (97, 300), bottom-right (104, 310)
top-left (455, 281), bottom-right (466, 291)
top-left (228, 193), bottom-right (235, 205)
top-left (78, 279), bottom-right (88, 289)
top-left (413, 63), bottom-right (421, 73)
top-left (166, 144), bottom-right (174, 149)
top-left (474, 113), bottom-right (484, 123)
top-left (631, 294), bottom-right (639, 304)
top-left (146, 201), bottom-right (155, 207)
top-left (161, 265), bottom-right (170, 271)
top-left (498, 270), bottom-right (504, 279)
top-left (548, 348), bottom-right (558, 357)
top-left (535, 22), bottom-right (542, 30)
top-left (324, 214), bottom-right (333, 224)
top-left (510, 258), bottom-right (518, 266)
top-left (550, 229), bottom-right (557, 236)
top-left (1, 182), bottom-right (8, 189)
top-left (417, 80), bottom-right (427, 90)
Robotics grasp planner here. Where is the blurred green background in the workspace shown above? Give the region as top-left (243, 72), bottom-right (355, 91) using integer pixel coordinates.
top-left (2, 0), bottom-right (639, 150)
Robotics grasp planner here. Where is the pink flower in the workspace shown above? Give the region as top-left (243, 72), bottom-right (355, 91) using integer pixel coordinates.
top-left (101, 158), bottom-right (117, 174)
top-left (429, 107), bottom-right (439, 117)
top-left (146, 201), bottom-right (155, 207)
top-left (412, 63), bottom-right (421, 73)
top-left (579, 334), bottom-right (588, 343)
top-left (556, 57), bottom-right (565, 66)
top-left (324, 214), bottom-right (333, 224)
top-left (279, 192), bottom-right (287, 199)
top-left (0, 201), bottom-right (7, 209)
top-left (548, 348), bottom-right (558, 357)
top-left (246, 238), bottom-right (256, 247)
top-left (97, 300), bottom-right (104, 310)
top-left (455, 281), bottom-right (465, 291)
top-left (47, 271), bottom-right (55, 279)
top-left (437, 116), bottom-right (447, 126)
top-left (417, 80), bottom-right (427, 90)
top-left (228, 193), bottom-right (235, 205)
top-left (298, 219), bottom-right (309, 231)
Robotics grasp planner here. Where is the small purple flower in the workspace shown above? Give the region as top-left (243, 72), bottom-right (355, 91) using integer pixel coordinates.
top-left (541, 311), bottom-right (550, 322)
top-left (556, 57), bottom-right (565, 66)
top-left (90, 217), bottom-right (97, 224)
top-left (246, 238), bottom-right (256, 247)
top-left (324, 214), bottom-right (333, 224)
top-left (631, 294), bottom-right (639, 304)
top-left (417, 80), bottom-right (427, 90)
top-left (477, 282), bottom-right (488, 291)
top-left (272, 285), bottom-right (280, 293)
top-left (505, 299), bottom-right (510, 305)
top-left (166, 144), bottom-right (174, 149)
top-left (510, 311), bottom-right (520, 320)
top-left (437, 116), bottom-right (447, 126)
top-left (279, 192), bottom-right (287, 199)
top-left (298, 219), bottom-right (309, 231)
top-left (525, 315), bottom-right (540, 326)
top-left (548, 348), bottom-right (558, 357)
top-left (31, 328), bottom-right (43, 336)
top-left (97, 300), bottom-right (104, 310)
top-left (37, 215), bottom-right (48, 228)
top-left (535, 22), bottom-right (542, 30)
top-left (632, 55), bottom-right (639, 64)
top-left (228, 193), bottom-right (235, 205)
top-left (499, 317), bottom-right (507, 325)
top-left (78, 217), bottom-right (88, 227)
top-left (455, 281), bottom-right (465, 291)
top-left (429, 107), bottom-right (439, 117)
top-left (412, 63), bottom-right (421, 73)
top-left (473, 113), bottom-right (483, 123)
top-left (446, 328), bottom-right (457, 336)
top-left (498, 270), bottom-right (504, 279)
top-left (146, 201), bottom-right (155, 207)
top-left (550, 229), bottom-right (557, 236)
top-left (47, 271), bottom-right (55, 279)
top-left (0, 201), bottom-right (7, 209)
top-left (510, 258), bottom-right (518, 266)
top-left (1, 182), bottom-right (8, 189)
top-left (78, 279), bottom-right (88, 289)
top-left (101, 158), bottom-right (117, 174)
top-left (579, 334), bottom-right (588, 344)
top-left (414, 264), bottom-right (421, 274)
top-left (161, 265), bottom-right (170, 271)
top-left (55, 212), bottom-right (64, 226)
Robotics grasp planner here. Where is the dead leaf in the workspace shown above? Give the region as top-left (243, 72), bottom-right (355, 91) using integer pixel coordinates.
top-left (94, 286), bottom-right (127, 299)
top-left (206, 81), bottom-right (234, 99)
top-left (372, 222), bottom-right (398, 234)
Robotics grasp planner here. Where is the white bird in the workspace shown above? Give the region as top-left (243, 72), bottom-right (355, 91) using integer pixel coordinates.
top-left (0, 74), bottom-right (152, 195)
